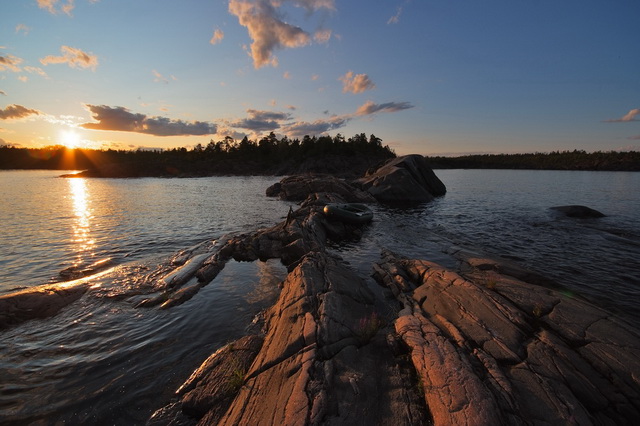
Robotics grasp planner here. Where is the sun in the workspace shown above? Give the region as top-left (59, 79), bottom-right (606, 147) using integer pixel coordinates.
top-left (60, 130), bottom-right (82, 149)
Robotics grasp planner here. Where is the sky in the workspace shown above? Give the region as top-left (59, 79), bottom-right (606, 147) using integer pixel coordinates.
top-left (1, 0), bottom-right (639, 156)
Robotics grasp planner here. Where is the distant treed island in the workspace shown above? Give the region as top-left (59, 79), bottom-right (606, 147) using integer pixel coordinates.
top-left (1, 134), bottom-right (639, 177)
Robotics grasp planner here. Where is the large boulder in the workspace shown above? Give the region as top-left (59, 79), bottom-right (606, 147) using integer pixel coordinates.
top-left (355, 155), bottom-right (446, 204)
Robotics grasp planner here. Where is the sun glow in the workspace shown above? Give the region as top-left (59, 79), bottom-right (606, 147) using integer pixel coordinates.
top-left (60, 129), bottom-right (82, 149)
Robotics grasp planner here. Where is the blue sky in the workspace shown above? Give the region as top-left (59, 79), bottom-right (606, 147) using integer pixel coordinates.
top-left (1, 0), bottom-right (639, 155)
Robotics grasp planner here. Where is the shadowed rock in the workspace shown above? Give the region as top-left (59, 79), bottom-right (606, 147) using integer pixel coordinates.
top-left (266, 174), bottom-right (375, 203)
top-left (0, 282), bottom-right (89, 330)
top-left (550, 205), bottom-right (605, 218)
top-left (355, 155), bottom-right (446, 204)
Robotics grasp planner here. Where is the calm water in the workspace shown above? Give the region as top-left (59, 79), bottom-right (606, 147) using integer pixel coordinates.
top-left (1, 169), bottom-right (639, 424)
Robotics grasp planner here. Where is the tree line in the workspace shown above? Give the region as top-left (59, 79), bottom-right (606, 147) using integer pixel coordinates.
top-left (0, 133), bottom-right (395, 177)
top-left (427, 150), bottom-right (640, 171)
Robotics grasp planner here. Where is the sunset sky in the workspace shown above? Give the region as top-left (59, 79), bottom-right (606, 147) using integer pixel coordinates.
top-left (1, 0), bottom-right (639, 155)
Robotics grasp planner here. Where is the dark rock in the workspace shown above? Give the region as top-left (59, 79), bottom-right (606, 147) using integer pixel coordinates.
top-left (550, 205), bottom-right (605, 218)
top-left (265, 175), bottom-right (375, 203)
top-left (355, 155), bottom-right (446, 204)
top-left (0, 282), bottom-right (88, 330)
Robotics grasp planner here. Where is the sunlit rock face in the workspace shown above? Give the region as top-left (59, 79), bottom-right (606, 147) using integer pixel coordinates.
top-left (373, 250), bottom-right (640, 425)
top-left (355, 154), bottom-right (446, 204)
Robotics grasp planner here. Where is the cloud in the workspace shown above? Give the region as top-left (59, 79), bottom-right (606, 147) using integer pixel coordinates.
top-left (0, 104), bottom-right (42, 120)
top-left (152, 70), bottom-right (176, 84)
top-left (24, 66), bottom-right (49, 79)
top-left (280, 115), bottom-right (349, 137)
top-left (627, 135), bottom-right (640, 140)
top-left (283, 71), bottom-right (292, 79)
top-left (228, 0), bottom-right (335, 68)
top-left (0, 90), bottom-right (6, 96)
top-left (356, 100), bottom-right (414, 115)
top-left (605, 108), bottom-right (640, 123)
top-left (40, 46), bottom-right (99, 71)
top-left (314, 29), bottom-right (332, 43)
top-left (388, 7), bottom-right (403, 24)
top-left (229, 108), bottom-right (292, 131)
top-left (15, 24), bottom-right (31, 35)
top-left (37, 0), bottom-right (75, 16)
top-left (0, 54), bottom-right (23, 72)
top-left (210, 29), bottom-right (224, 45)
top-left (81, 105), bottom-right (217, 136)
top-left (339, 71), bottom-right (375, 94)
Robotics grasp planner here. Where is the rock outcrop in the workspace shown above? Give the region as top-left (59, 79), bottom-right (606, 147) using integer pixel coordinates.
top-left (355, 155), bottom-right (446, 204)
top-left (266, 174), bottom-right (375, 203)
top-left (150, 252), bottom-right (429, 426)
top-left (147, 172), bottom-right (640, 425)
top-left (373, 250), bottom-right (640, 425)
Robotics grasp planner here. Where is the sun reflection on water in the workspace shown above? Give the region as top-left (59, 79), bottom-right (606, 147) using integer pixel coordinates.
top-left (68, 178), bottom-right (96, 265)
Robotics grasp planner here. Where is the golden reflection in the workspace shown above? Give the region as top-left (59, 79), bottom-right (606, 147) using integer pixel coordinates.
top-left (68, 178), bottom-right (95, 265)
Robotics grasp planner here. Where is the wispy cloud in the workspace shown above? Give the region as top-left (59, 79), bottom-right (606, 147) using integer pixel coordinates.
top-left (0, 104), bottom-right (42, 120)
top-left (605, 108), bottom-right (640, 122)
top-left (0, 90), bottom-right (6, 96)
top-left (40, 46), bottom-right (99, 71)
top-left (314, 29), bottom-right (332, 43)
top-left (339, 71), bottom-right (375, 94)
top-left (356, 100), bottom-right (414, 115)
top-left (152, 70), bottom-right (177, 84)
top-left (37, 0), bottom-right (75, 16)
top-left (388, 1), bottom-right (411, 25)
top-left (228, 0), bottom-right (335, 68)
top-left (15, 24), bottom-right (31, 35)
top-left (24, 66), bottom-right (49, 79)
top-left (0, 53), bottom-right (23, 72)
top-left (210, 29), bottom-right (224, 45)
top-left (81, 105), bottom-right (217, 136)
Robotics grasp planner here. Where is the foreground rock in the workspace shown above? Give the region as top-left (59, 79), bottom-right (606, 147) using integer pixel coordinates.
top-left (355, 154), bottom-right (446, 204)
top-left (150, 252), bottom-right (429, 425)
top-left (373, 250), bottom-right (640, 425)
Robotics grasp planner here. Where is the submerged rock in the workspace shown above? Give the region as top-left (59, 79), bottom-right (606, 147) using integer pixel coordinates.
top-left (550, 205), bottom-right (606, 218)
top-left (355, 154), bottom-right (446, 204)
top-left (0, 282), bottom-right (89, 330)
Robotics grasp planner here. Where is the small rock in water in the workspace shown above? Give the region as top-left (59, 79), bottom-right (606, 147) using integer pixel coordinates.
top-left (550, 205), bottom-right (605, 218)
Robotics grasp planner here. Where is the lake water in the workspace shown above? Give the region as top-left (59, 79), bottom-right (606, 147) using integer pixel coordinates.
top-left (1, 169), bottom-right (639, 424)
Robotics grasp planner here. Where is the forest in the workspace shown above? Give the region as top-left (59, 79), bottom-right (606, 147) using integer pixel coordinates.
top-left (2, 136), bottom-right (639, 177)
top-left (0, 133), bottom-right (395, 177)
top-left (427, 150), bottom-right (640, 171)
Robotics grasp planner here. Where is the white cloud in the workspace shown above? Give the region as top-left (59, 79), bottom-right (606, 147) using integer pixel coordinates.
top-left (40, 46), bottom-right (99, 71)
top-left (339, 71), bottom-right (375, 94)
top-left (228, 0), bottom-right (335, 68)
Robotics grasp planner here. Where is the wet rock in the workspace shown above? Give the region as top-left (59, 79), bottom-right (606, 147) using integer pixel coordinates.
top-left (550, 205), bottom-right (605, 218)
top-left (0, 282), bottom-right (88, 330)
top-left (373, 250), bottom-right (640, 425)
top-left (355, 154), bottom-right (446, 204)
